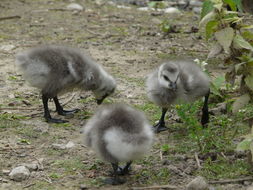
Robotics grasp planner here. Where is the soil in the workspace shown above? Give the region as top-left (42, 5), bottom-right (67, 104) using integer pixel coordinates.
top-left (0, 0), bottom-right (252, 189)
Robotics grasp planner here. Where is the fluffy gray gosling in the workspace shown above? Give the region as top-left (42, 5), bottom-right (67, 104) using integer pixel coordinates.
top-left (83, 103), bottom-right (154, 185)
top-left (146, 59), bottom-right (210, 133)
top-left (16, 45), bottom-right (116, 123)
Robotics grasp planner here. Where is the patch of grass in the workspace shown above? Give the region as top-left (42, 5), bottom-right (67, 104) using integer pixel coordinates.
top-left (49, 172), bottom-right (62, 180)
top-left (16, 126), bottom-right (39, 138)
top-left (0, 33), bottom-right (11, 41)
top-left (197, 157), bottom-right (251, 180)
top-left (83, 178), bottom-right (103, 188)
top-left (112, 26), bottom-right (128, 36)
top-left (133, 167), bottom-right (170, 185)
top-left (174, 100), bottom-right (249, 153)
top-left (79, 97), bottom-right (94, 104)
top-left (51, 123), bottom-right (75, 131)
top-left (161, 144), bottom-right (171, 154)
top-left (52, 158), bottom-right (87, 174)
top-left (76, 110), bottom-right (93, 120)
top-left (31, 181), bottom-right (55, 190)
top-left (0, 113), bottom-right (27, 131)
top-left (44, 148), bottom-right (68, 156)
top-left (8, 75), bottom-right (18, 81)
top-left (134, 102), bottom-right (160, 123)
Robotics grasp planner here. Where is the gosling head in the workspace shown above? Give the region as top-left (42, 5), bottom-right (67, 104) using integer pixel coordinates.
top-left (158, 62), bottom-right (180, 90)
top-left (93, 75), bottom-right (116, 105)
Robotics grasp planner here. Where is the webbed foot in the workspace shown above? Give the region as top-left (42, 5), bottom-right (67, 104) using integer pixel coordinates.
top-left (103, 177), bottom-right (125, 185)
top-left (153, 122), bottom-right (168, 133)
top-left (45, 117), bottom-right (68, 123)
top-left (57, 108), bottom-right (80, 116)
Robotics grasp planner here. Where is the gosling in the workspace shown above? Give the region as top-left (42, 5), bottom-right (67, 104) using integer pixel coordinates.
top-left (146, 59), bottom-right (210, 133)
top-left (83, 103), bottom-right (154, 185)
top-left (15, 45), bottom-right (116, 123)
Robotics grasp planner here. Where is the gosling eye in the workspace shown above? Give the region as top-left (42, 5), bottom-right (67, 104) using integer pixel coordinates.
top-left (163, 75), bottom-right (169, 81)
top-left (168, 68), bottom-right (176, 73)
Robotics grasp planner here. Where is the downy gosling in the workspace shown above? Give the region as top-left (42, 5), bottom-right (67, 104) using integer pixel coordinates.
top-left (146, 59), bottom-right (210, 133)
top-left (83, 103), bottom-right (154, 185)
top-left (15, 45), bottom-right (116, 123)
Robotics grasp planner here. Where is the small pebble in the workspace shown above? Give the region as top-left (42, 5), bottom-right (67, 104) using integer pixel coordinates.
top-left (186, 176), bottom-right (209, 190)
top-left (9, 166), bottom-right (30, 182)
top-left (66, 3), bottom-right (83, 11)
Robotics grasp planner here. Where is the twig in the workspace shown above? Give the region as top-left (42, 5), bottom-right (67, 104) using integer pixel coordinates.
top-left (23, 183), bottom-right (35, 188)
top-left (209, 177), bottom-right (253, 184)
top-left (220, 152), bottom-right (228, 160)
top-left (6, 139), bottom-right (17, 154)
top-left (85, 28), bottom-right (101, 36)
top-left (0, 146), bottom-right (34, 151)
top-left (0, 107), bottom-right (40, 111)
top-left (0, 15), bottom-right (21, 21)
top-left (159, 150), bottom-right (163, 160)
top-left (194, 152), bottom-right (201, 169)
top-left (132, 184), bottom-right (180, 190)
top-left (61, 92), bottom-right (77, 106)
top-left (43, 177), bottom-right (52, 184)
top-left (48, 8), bottom-right (68, 11)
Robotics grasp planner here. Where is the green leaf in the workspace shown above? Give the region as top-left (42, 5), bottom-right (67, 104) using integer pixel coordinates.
top-left (213, 3), bottom-right (223, 11)
top-left (240, 25), bottom-right (253, 30)
top-left (233, 0), bottom-right (243, 12)
top-left (201, 0), bottom-right (214, 19)
top-left (235, 62), bottom-right (246, 74)
top-left (205, 20), bottom-right (218, 40)
top-left (148, 1), bottom-right (157, 8)
top-left (223, 16), bottom-right (243, 24)
top-left (210, 75), bottom-right (225, 97)
top-left (242, 31), bottom-right (253, 41)
top-left (213, 75), bottom-right (226, 88)
top-left (199, 11), bottom-right (216, 28)
top-left (207, 43), bottom-right (223, 59)
top-left (236, 138), bottom-right (252, 151)
top-left (19, 138), bottom-right (31, 145)
top-left (232, 93), bottom-right (250, 113)
top-left (214, 27), bottom-right (234, 53)
top-left (233, 34), bottom-right (253, 51)
top-left (245, 74), bottom-right (253, 91)
top-left (224, 0), bottom-right (237, 11)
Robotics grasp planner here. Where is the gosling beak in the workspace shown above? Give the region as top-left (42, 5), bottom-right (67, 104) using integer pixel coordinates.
top-left (170, 82), bottom-right (177, 90)
top-left (96, 94), bottom-right (108, 105)
top-left (96, 99), bottom-right (103, 105)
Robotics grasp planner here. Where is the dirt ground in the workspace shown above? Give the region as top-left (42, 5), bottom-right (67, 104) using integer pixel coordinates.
top-left (0, 0), bottom-right (252, 189)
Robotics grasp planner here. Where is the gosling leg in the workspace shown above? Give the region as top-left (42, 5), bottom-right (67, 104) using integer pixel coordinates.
top-left (154, 108), bottom-right (168, 133)
top-left (201, 89), bottom-right (210, 127)
top-left (53, 96), bottom-right (79, 116)
top-left (104, 163), bottom-right (125, 185)
top-left (42, 94), bottom-right (67, 123)
top-left (119, 161), bottom-right (132, 175)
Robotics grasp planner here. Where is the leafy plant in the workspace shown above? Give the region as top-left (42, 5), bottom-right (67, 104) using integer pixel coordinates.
top-left (175, 103), bottom-right (206, 152)
top-left (200, 0), bottom-right (253, 112)
top-left (236, 125), bottom-right (253, 166)
top-left (161, 144), bottom-right (170, 154)
top-left (175, 101), bottom-right (238, 153)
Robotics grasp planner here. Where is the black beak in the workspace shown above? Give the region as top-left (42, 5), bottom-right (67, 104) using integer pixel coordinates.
top-left (170, 82), bottom-right (177, 90)
top-left (96, 94), bottom-right (108, 105)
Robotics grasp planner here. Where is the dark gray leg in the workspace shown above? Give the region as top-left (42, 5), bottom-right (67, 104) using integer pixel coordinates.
top-left (120, 161), bottom-right (132, 175)
top-left (201, 89), bottom-right (210, 127)
top-left (53, 96), bottom-right (79, 116)
top-left (154, 108), bottom-right (168, 133)
top-left (104, 163), bottom-right (125, 185)
top-left (42, 94), bottom-right (67, 123)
